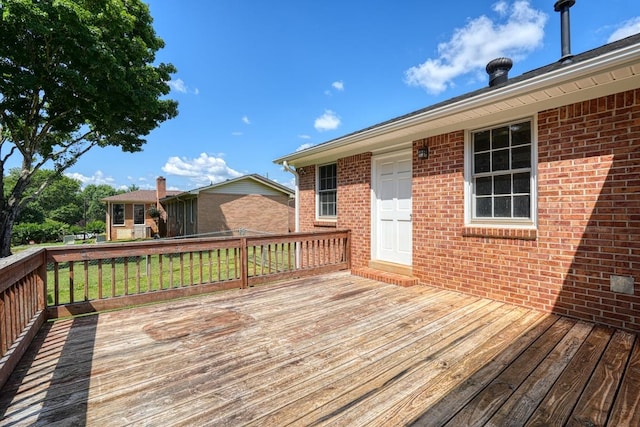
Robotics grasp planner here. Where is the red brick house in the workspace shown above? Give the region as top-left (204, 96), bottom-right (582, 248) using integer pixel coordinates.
top-left (103, 177), bottom-right (180, 241)
top-left (275, 33), bottom-right (640, 332)
top-left (161, 174), bottom-right (294, 237)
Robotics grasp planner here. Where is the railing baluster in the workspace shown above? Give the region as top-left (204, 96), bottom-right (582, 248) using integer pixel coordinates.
top-left (179, 253), bottom-right (185, 287)
top-left (8, 287), bottom-right (15, 348)
top-left (0, 293), bottom-right (6, 355)
top-left (124, 257), bottom-right (129, 296)
top-left (169, 254), bottom-right (174, 288)
top-left (189, 252), bottom-right (194, 287)
top-left (159, 253), bottom-right (164, 290)
top-left (273, 244), bottom-right (278, 273)
top-left (84, 260), bottom-right (89, 301)
top-left (69, 261), bottom-right (74, 304)
top-left (216, 249), bottom-right (221, 282)
top-left (235, 248), bottom-right (240, 280)
top-left (136, 256), bottom-right (141, 294)
top-left (111, 258), bottom-right (116, 297)
top-left (97, 260), bottom-right (103, 299)
top-left (54, 263), bottom-right (60, 306)
top-left (208, 250), bottom-right (213, 283)
top-left (146, 255), bottom-right (151, 292)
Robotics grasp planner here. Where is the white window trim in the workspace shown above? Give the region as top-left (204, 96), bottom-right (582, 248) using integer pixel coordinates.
top-left (112, 203), bottom-right (125, 226)
top-left (316, 162), bottom-right (338, 221)
top-left (133, 203), bottom-right (146, 225)
top-left (464, 117), bottom-right (538, 229)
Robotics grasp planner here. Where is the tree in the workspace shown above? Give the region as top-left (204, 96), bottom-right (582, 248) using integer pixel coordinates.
top-left (3, 168), bottom-right (83, 224)
top-left (0, 0), bottom-right (178, 257)
top-left (82, 184), bottom-right (118, 224)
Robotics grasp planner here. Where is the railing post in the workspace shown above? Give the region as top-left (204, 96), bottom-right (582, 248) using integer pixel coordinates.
top-left (240, 237), bottom-right (248, 289)
top-left (345, 230), bottom-right (352, 270)
top-left (37, 249), bottom-right (48, 315)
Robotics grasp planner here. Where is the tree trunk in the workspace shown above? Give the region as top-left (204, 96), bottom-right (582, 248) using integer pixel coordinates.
top-left (0, 205), bottom-right (19, 257)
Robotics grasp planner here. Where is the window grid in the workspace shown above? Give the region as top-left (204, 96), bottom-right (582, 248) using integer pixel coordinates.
top-left (112, 204), bottom-right (125, 226)
top-left (133, 204), bottom-right (145, 225)
top-left (318, 163), bottom-right (337, 217)
top-left (472, 121), bottom-right (532, 220)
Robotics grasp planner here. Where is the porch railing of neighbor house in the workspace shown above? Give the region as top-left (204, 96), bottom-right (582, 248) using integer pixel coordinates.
top-left (0, 230), bottom-right (350, 389)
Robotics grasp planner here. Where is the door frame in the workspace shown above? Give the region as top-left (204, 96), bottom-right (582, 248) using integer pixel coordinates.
top-left (370, 149), bottom-right (413, 265)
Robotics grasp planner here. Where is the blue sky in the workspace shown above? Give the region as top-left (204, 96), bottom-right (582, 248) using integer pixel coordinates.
top-left (61, 0), bottom-right (640, 191)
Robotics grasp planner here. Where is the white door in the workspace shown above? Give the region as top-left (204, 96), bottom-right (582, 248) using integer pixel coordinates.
top-left (374, 153), bottom-right (412, 265)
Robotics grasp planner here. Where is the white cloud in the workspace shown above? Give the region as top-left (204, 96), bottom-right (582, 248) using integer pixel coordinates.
top-left (296, 143), bottom-right (314, 152)
top-left (326, 81), bottom-right (345, 96)
top-left (161, 152), bottom-right (243, 187)
top-left (608, 17), bottom-right (640, 43)
top-left (242, 116), bottom-right (251, 125)
top-left (314, 110), bottom-right (341, 132)
top-left (493, 1), bottom-right (508, 16)
top-left (167, 78), bottom-right (199, 95)
top-left (298, 134), bottom-right (311, 140)
top-left (65, 170), bottom-right (117, 187)
top-left (405, 0), bottom-right (547, 95)
top-left (167, 78), bottom-right (188, 93)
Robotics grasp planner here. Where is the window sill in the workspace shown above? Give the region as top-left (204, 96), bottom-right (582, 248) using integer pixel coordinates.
top-left (463, 226), bottom-right (537, 241)
top-left (314, 220), bottom-right (337, 228)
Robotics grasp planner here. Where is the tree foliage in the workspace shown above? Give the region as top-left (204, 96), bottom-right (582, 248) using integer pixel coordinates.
top-left (0, 0), bottom-right (178, 256)
top-left (82, 183), bottom-right (119, 224)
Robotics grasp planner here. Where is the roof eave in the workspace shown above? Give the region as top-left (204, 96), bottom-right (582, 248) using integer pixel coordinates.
top-left (274, 40), bottom-right (640, 167)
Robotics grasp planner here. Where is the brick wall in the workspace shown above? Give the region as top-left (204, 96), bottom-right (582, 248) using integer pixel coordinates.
top-left (337, 153), bottom-right (372, 269)
top-left (412, 89), bottom-right (640, 332)
top-left (297, 154), bottom-right (372, 268)
top-left (297, 165), bottom-right (317, 231)
top-left (295, 89), bottom-right (639, 332)
top-left (197, 193), bottom-right (293, 234)
top-left (107, 203), bottom-right (158, 240)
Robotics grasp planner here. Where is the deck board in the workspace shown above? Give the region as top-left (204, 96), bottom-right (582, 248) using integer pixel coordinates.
top-left (0, 271), bottom-right (638, 426)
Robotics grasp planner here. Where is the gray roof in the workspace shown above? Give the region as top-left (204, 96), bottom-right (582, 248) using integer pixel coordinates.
top-left (102, 190), bottom-right (181, 203)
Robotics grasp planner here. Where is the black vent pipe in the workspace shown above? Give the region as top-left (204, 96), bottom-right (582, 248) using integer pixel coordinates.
top-left (486, 57), bottom-right (513, 87)
top-left (554, 0), bottom-right (576, 64)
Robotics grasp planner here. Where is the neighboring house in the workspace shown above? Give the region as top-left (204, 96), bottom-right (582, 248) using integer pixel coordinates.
top-left (275, 23), bottom-right (640, 331)
top-left (103, 177), bottom-right (180, 241)
top-left (161, 174), bottom-right (295, 237)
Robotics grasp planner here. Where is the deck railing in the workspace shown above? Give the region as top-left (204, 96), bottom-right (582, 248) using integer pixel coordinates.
top-left (0, 230), bottom-right (350, 389)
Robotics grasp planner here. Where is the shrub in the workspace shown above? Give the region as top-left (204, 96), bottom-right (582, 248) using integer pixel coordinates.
top-left (11, 220), bottom-right (70, 245)
top-left (86, 220), bottom-right (106, 234)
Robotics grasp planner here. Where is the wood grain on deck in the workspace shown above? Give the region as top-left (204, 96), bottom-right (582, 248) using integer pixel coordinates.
top-left (0, 272), bottom-right (637, 426)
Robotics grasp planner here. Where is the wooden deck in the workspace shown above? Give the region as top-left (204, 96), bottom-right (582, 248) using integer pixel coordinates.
top-left (1, 272), bottom-right (639, 426)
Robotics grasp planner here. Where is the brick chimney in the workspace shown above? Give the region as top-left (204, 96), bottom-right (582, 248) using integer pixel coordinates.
top-left (156, 176), bottom-right (167, 202)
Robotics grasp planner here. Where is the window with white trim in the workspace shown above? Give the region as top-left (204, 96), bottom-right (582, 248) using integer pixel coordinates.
top-left (112, 203), bottom-right (125, 226)
top-left (317, 163), bottom-right (337, 218)
top-left (133, 204), bottom-right (145, 225)
top-left (467, 119), bottom-right (535, 225)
